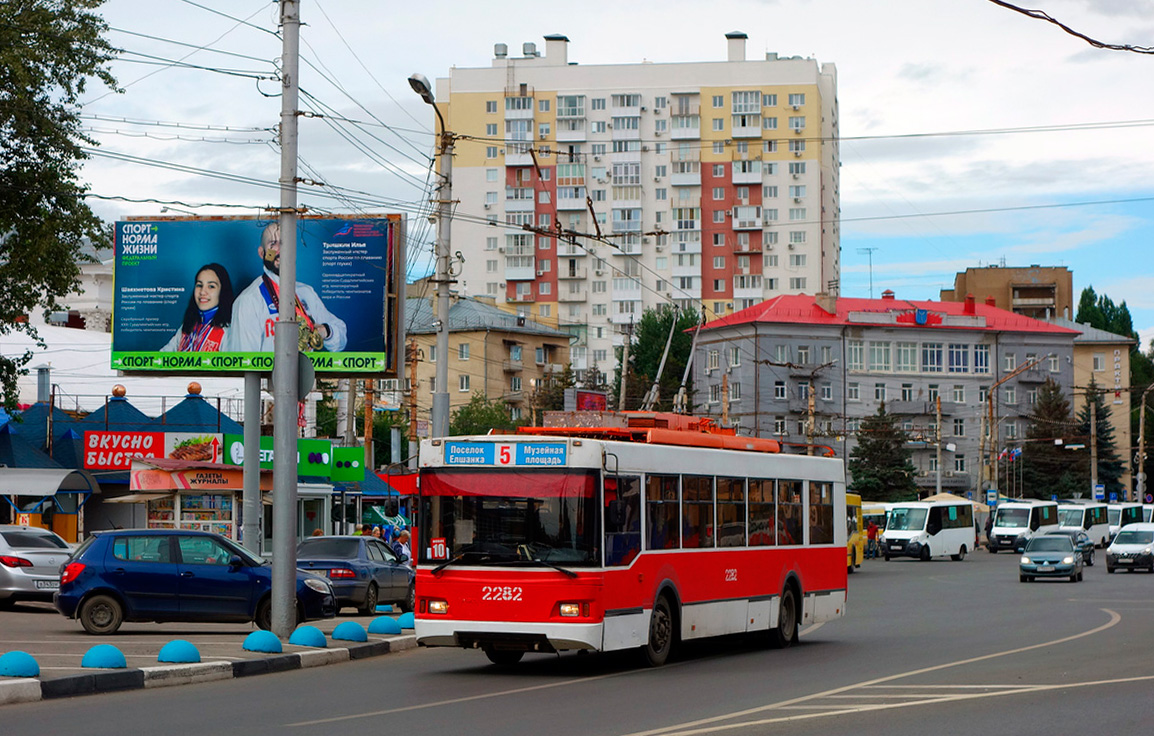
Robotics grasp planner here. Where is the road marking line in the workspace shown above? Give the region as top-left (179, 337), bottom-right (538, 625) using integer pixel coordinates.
top-left (620, 608), bottom-right (1122, 736)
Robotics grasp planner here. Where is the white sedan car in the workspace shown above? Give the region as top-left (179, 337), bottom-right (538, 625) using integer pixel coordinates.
top-left (0, 525), bottom-right (72, 608)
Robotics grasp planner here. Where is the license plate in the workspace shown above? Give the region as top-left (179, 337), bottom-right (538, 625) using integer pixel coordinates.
top-left (1037, 566), bottom-right (1054, 572)
top-left (1117, 558), bottom-right (1132, 564)
top-left (34, 580), bottom-right (59, 590)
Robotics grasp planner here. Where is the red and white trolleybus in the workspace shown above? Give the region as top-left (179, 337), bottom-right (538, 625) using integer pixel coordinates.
top-left (414, 413), bottom-right (847, 666)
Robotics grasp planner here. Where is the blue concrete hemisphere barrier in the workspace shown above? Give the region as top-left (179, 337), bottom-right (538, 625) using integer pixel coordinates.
top-left (157, 640), bottom-right (201, 664)
top-left (82, 644), bottom-right (128, 669)
top-left (288, 625), bottom-right (327, 648)
top-left (332, 621), bottom-right (368, 642)
top-left (397, 612), bottom-right (415, 629)
top-left (242, 630), bottom-right (284, 653)
top-left (368, 616), bottom-right (402, 635)
top-left (0, 651), bottom-right (39, 678)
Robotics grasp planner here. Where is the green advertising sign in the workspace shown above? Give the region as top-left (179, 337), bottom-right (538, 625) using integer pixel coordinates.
top-left (223, 435), bottom-right (335, 478)
top-left (331, 447), bottom-right (367, 482)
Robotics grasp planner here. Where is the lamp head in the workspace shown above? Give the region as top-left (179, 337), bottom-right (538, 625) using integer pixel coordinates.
top-left (408, 73), bottom-right (435, 105)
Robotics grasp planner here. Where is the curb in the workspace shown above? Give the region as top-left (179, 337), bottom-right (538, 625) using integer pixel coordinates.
top-left (0, 634), bottom-right (417, 705)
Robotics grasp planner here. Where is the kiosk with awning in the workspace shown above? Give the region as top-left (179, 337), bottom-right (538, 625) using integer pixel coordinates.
top-left (0, 467), bottom-right (99, 542)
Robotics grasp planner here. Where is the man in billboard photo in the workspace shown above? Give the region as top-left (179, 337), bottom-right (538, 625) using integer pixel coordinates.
top-left (160, 262), bottom-right (237, 352)
top-left (231, 222), bottom-right (348, 353)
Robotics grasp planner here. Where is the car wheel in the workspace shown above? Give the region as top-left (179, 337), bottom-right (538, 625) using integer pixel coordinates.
top-left (1078, 571), bottom-right (1084, 582)
top-left (79, 594), bottom-right (124, 635)
top-left (883, 553), bottom-right (890, 561)
top-left (1019, 574), bottom-right (1027, 583)
top-left (358, 583), bottom-right (379, 616)
top-left (848, 562), bottom-right (855, 575)
top-left (989, 547), bottom-right (997, 554)
top-left (1070, 572), bottom-right (1078, 582)
top-left (399, 583), bottom-right (415, 614)
top-left (1107, 566), bottom-right (1115, 574)
top-left (0, 597), bottom-right (15, 611)
top-left (1085, 552), bottom-right (1093, 567)
top-left (951, 546), bottom-right (967, 562)
top-left (920, 546), bottom-right (931, 562)
top-left (484, 647), bottom-right (524, 666)
top-left (255, 597), bottom-right (299, 630)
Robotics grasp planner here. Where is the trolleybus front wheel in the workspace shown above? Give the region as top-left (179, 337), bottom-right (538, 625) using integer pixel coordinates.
top-left (642, 596), bottom-right (674, 667)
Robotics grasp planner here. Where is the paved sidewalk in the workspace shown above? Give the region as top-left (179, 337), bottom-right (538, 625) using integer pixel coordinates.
top-left (0, 604), bottom-right (416, 706)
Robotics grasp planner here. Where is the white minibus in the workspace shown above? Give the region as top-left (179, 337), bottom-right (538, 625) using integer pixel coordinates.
top-left (1107, 503), bottom-right (1144, 542)
top-left (988, 500), bottom-right (1060, 553)
top-left (881, 499), bottom-right (974, 561)
top-left (1058, 502), bottom-right (1110, 548)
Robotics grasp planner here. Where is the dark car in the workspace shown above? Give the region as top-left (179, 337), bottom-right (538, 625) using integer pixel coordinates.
top-left (0, 525), bottom-right (72, 608)
top-left (55, 529), bottom-right (337, 634)
top-left (1019, 534), bottom-right (1083, 583)
top-left (1047, 529), bottom-right (1095, 567)
top-left (296, 536), bottom-right (414, 614)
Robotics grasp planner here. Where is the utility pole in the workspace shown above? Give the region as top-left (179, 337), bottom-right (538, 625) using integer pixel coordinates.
top-left (271, 0), bottom-right (302, 640)
top-left (1090, 391), bottom-right (1098, 497)
top-left (408, 74), bottom-right (454, 439)
top-left (982, 353), bottom-right (1052, 497)
top-left (806, 381), bottom-right (816, 454)
top-left (1137, 384), bottom-right (1153, 503)
top-left (721, 372), bottom-right (730, 427)
top-left (758, 358), bottom-right (836, 454)
top-left (857, 247), bottom-right (878, 299)
top-left (619, 320), bottom-right (633, 410)
top-left (935, 396), bottom-right (942, 495)
top-left (408, 338), bottom-right (419, 469)
top-left (364, 379), bottom-right (375, 471)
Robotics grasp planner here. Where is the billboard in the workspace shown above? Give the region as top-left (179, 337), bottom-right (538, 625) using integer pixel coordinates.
top-left (112, 215), bottom-right (403, 376)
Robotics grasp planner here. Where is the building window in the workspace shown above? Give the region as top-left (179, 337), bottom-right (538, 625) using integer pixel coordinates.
top-left (729, 382), bottom-right (741, 401)
top-left (1027, 388), bottom-right (1038, 405)
top-left (901, 384), bottom-right (913, 401)
top-left (712, 164), bottom-right (725, 177)
top-left (712, 118), bottom-right (724, 131)
top-left (821, 345), bottom-right (832, 364)
top-left (847, 339), bottom-right (864, 371)
top-left (788, 93), bottom-right (805, 106)
top-left (591, 98), bottom-right (605, 110)
top-left (847, 382), bottom-right (860, 401)
top-left (708, 349), bottom-right (720, 370)
top-left (953, 385), bottom-right (965, 403)
top-left (979, 385), bottom-right (989, 403)
top-left (868, 342), bottom-right (891, 372)
top-left (954, 455), bottom-right (966, 473)
top-left (1004, 353), bottom-right (1017, 372)
top-left (974, 344), bottom-right (990, 374)
top-left (712, 95), bottom-right (724, 108)
top-left (1049, 355), bottom-right (1060, 372)
top-left (948, 344), bottom-right (969, 373)
top-left (874, 383), bottom-right (886, 401)
top-left (1004, 423), bottom-right (1018, 440)
top-left (709, 384), bottom-right (721, 403)
top-left (486, 100), bottom-right (497, 113)
top-left (928, 384), bottom-right (939, 401)
top-left (797, 346), bottom-right (810, 364)
top-left (713, 141), bottom-right (724, 154)
top-left (821, 383), bottom-right (832, 401)
top-left (458, 374), bottom-right (470, 392)
top-left (486, 146), bottom-right (498, 158)
top-left (1093, 353), bottom-right (1105, 371)
top-left (922, 343), bottom-right (943, 373)
top-left (896, 342), bottom-right (918, 373)
top-left (729, 347), bottom-right (740, 367)
top-left (774, 344), bottom-right (789, 362)
top-left (788, 277), bottom-right (806, 289)
top-left (954, 418), bottom-right (965, 437)
top-left (1005, 386), bottom-right (1017, 404)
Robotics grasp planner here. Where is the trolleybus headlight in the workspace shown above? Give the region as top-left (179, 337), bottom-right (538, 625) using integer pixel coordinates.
top-left (428, 599), bottom-right (449, 615)
top-left (559, 602), bottom-right (581, 617)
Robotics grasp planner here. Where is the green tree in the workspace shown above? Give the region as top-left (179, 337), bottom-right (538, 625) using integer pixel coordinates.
top-left (1074, 379), bottom-right (1125, 499)
top-left (0, 0), bottom-right (118, 410)
top-left (1020, 379), bottom-right (1081, 498)
top-left (612, 306), bottom-right (699, 411)
top-left (450, 392), bottom-right (519, 436)
top-left (848, 403), bottom-right (918, 502)
top-left (531, 363), bottom-right (575, 422)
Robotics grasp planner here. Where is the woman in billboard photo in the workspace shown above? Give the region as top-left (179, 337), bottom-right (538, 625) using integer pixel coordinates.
top-left (161, 263), bottom-right (236, 352)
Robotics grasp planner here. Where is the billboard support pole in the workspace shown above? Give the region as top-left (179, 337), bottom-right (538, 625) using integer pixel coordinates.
top-left (242, 371), bottom-right (262, 554)
top-left (271, 0), bottom-right (302, 640)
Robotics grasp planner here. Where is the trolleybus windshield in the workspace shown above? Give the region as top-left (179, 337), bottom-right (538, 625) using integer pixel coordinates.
top-left (419, 469), bottom-right (599, 568)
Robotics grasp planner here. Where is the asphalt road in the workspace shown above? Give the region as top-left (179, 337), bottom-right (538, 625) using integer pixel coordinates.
top-left (6, 549), bottom-right (1154, 736)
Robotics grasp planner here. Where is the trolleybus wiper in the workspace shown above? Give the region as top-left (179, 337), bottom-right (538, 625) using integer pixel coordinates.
top-left (431, 553), bottom-right (467, 576)
top-left (518, 545), bottom-right (578, 578)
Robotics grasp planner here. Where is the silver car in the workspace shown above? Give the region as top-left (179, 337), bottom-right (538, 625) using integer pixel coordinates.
top-left (0, 525), bottom-right (72, 608)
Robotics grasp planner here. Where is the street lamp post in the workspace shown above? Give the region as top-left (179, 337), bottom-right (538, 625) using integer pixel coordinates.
top-left (409, 73), bottom-right (454, 438)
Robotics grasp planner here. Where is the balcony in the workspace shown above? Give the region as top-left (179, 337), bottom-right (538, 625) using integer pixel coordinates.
top-left (558, 267), bottom-right (588, 280)
top-left (732, 164), bottom-right (762, 186)
top-left (732, 206), bottom-right (762, 230)
top-left (505, 197), bottom-right (535, 213)
top-left (559, 289), bottom-right (587, 303)
top-left (556, 195), bottom-right (586, 211)
top-left (502, 390), bottom-right (524, 403)
top-left (556, 119), bottom-right (586, 143)
top-left (506, 293), bottom-right (535, 304)
top-left (558, 244), bottom-right (586, 257)
top-left (503, 359), bottom-right (523, 373)
top-left (670, 117), bottom-right (700, 140)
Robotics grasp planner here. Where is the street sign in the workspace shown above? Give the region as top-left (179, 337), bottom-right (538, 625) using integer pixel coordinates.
top-left (1094, 483), bottom-right (1105, 501)
top-left (986, 490), bottom-right (998, 507)
top-left (16, 513), bottom-right (30, 526)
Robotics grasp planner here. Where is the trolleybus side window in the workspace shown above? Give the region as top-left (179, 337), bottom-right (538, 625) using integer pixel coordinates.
top-left (646, 474), bottom-right (680, 550)
top-left (683, 475), bottom-right (715, 548)
top-left (809, 481), bottom-right (834, 544)
top-left (717, 477), bottom-right (746, 547)
top-left (778, 479), bottom-right (803, 546)
top-left (748, 479), bottom-right (776, 546)
top-left (604, 475), bottom-right (641, 566)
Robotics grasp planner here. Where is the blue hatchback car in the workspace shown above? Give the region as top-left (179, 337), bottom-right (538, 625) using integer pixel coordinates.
top-left (55, 529), bottom-right (337, 634)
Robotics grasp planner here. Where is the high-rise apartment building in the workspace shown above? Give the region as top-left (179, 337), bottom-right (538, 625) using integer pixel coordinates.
top-left (437, 33), bottom-right (840, 382)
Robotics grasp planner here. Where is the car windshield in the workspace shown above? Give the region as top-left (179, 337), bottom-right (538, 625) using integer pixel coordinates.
top-left (1025, 537), bottom-right (1072, 552)
top-left (298, 538), bottom-right (359, 558)
top-left (1113, 530), bottom-right (1154, 545)
top-left (0, 530), bottom-right (68, 549)
top-left (1108, 508), bottom-right (1121, 525)
top-left (995, 508), bottom-right (1029, 528)
top-left (1058, 509), bottom-right (1084, 527)
top-left (420, 469), bottom-right (599, 566)
top-left (887, 507), bottom-right (927, 532)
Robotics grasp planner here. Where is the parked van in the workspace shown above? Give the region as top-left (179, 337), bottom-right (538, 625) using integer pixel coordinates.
top-left (1107, 503), bottom-right (1143, 542)
top-left (1058, 502), bottom-right (1111, 548)
top-left (846, 492), bottom-right (865, 574)
top-left (988, 500), bottom-right (1060, 553)
top-left (881, 499), bottom-right (974, 561)
top-left (863, 503), bottom-right (890, 533)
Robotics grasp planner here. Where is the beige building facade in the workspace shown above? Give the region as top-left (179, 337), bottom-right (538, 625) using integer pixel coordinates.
top-left (941, 265), bottom-right (1074, 321)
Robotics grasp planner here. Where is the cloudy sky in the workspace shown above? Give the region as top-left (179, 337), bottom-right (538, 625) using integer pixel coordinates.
top-left (83, 0), bottom-right (1154, 347)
